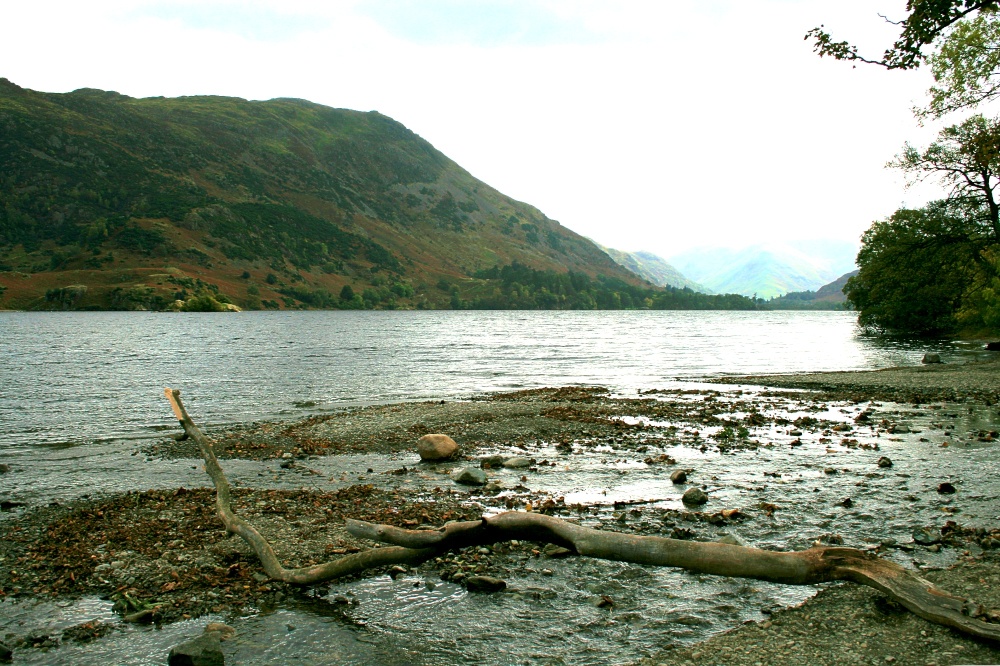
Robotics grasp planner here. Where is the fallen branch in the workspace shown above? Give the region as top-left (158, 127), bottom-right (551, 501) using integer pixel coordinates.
top-left (164, 388), bottom-right (435, 583)
top-left (165, 388), bottom-right (1000, 641)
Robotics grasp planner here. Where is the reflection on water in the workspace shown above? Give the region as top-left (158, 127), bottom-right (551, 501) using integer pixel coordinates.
top-left (0, 310), bottom-right (985, 451)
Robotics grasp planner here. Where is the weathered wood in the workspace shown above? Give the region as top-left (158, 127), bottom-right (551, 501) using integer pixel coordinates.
top-left (164, 388), bottom-right (435, 584)
top-left (166, 388), bottom-right (1000, 641)
top-left (348, 513), bottom-right (1000, 641)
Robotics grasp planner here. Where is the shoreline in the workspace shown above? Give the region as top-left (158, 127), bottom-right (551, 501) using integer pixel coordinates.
top-left (1, 361), bottom-right (998, 664)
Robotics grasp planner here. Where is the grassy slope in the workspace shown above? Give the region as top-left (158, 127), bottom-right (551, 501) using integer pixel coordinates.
top-left (0, 79), bottom-right (640, 310)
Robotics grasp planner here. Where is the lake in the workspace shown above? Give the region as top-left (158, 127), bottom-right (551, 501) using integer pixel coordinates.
top-left (0, 310), bottom-right (974, 453)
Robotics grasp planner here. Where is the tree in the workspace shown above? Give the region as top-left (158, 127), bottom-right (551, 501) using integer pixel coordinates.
top-left (845, 202), bottom-right (981, 334)
top-left (926, 11), bottom-right (1000, 115)
top-left (890, 114), bottom-right (1000, 241)
top-left (339, 284), bottom-right (355, 301)
top-left (807, 1), bottom-right (999, 71)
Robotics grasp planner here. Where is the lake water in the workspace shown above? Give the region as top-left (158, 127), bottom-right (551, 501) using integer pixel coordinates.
top-left (1, 310), bottom-right (995, 665)
top-left (0, 310), bottom-right (978, 452)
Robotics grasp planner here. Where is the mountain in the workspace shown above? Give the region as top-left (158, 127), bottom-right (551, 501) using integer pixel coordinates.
top-left (0, 79), bottom-right (647, 311)
top-left (667, 242), bottom-right (858, 299)
top-left (767, 270), bottom-right (858, 310)
top-left (599, 246), bottom-right (709, 292)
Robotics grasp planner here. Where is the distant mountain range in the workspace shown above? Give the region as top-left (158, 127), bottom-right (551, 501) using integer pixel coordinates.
top-left (598, 246), bottom-right (709, 292)
top-left (667, 242), bottom-right (858, 299)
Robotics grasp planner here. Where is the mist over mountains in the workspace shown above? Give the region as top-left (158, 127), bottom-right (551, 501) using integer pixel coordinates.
top-left (666, 241), bottom-right (859, 299)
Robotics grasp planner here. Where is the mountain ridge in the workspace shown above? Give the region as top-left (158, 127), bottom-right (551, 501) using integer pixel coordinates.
top-left (0, 79), bottom-right (656, 310)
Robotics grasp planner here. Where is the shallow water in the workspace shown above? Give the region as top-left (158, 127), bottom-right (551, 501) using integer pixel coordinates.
top-left (1, 311), bottom-right (997, 664)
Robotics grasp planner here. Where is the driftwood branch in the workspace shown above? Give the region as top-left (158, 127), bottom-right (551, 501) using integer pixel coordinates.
top-left (164, 388), bottom-right (435, 583)
top-left (348, 513), bottom-right (1000, 641)
top-left (165, 388), bottom-right (1000, 641)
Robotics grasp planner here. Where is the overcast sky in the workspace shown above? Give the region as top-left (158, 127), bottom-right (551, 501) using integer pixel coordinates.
top-left (1, 1), bottom-right (958, 258)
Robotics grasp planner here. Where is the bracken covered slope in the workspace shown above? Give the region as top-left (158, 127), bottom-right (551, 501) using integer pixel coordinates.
top-left (0, 78), bottom-right (643, 310)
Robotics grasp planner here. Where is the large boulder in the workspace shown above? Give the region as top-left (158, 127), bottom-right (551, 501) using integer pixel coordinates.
top-left (417, 434), bottom-right (459, 461)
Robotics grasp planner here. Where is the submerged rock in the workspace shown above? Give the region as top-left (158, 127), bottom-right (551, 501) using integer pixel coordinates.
top-left (937, 482), bottom-right (957, 494)
top-left (670, 469), bottom-right (687, 484)
top-left (168, 631), bottom-right (224, 666)
top-left (0, 640), bottom-right (11, 663)
top-left (453, 468), bottom-right (487, 486)
top-left (877, 456), bottom-right (893, 468)
top-left (0, 464), bottom-right (9, 474)
top-left (502, 457), bottom-right (532, 469)
top-left (922, 353), bottom-right (942, 364)
top-left (417, 434), bottom-right (459, 461)
top-left (465, 575), bottom-right (506, 593)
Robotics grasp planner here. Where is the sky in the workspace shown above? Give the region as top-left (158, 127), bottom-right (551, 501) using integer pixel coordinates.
top-left (0, 1), bottom-right (964, 259)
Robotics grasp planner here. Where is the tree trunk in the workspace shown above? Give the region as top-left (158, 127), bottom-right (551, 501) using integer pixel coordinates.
top-left (164, 388), bottom-right (1000, 642)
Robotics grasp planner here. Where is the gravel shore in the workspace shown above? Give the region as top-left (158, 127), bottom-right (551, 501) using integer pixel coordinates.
top-left (1, 357), bottom-right (998, 664)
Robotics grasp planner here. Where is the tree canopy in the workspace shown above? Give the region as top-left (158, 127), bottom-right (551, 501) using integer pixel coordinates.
top-left (807, 1), bottom-right (999, 71)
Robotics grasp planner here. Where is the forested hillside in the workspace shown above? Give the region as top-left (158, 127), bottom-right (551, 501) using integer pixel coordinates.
top-left (1, 79), bottom-right (708, 311)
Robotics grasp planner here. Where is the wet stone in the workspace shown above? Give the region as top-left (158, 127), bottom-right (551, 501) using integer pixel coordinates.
top-left (938, 482), bottom-right (957, 494)
top-left (167, 631), bottom-right (224, 666)
top-left (682, 487), bottom-right (709, 505)
top-left (502, 457), bottom-right (533, 469)
top-left (670, 469), bottom-right (687, 484)
top-left (0, 640), bottom-right (11, 663)
top-left (877, 456), bottom-right (893, 468)
top-left (0, 464), bottom-right (10, 474)
top-left (464, 575), bottom-right (506, 593)
top-left (453, 468), bottom-right (487, 486)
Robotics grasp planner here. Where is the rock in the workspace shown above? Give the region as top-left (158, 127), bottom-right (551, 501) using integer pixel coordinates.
top-left (0, 640), bottom-right (11, 663)
top-left (453, 468), bottom-right (487, 486)
top-left (888, 424), bottom-right (909, 434)
top-left (203, 623), bottom-right (236, 641)
top-left (168, 632), bottom-right (224, 666)
top-left (921, 353), bottom-right (942, 364)
top-left (716, 533), bottom-right (745, 546)
top-left (912, 527), bottom-right (941, 545)
top-left (877, 456), bottom-right (893, 468)
top-left (502, 457), bottom-right (532, 469)
top-left (937, 482), bottom-right (957, 494)
top-left (542, 544), bottom-right (573, 558)
top-left (0, 464), bottom-right (9, 474)
top-left (464, 575), bottom-right (506, 593)
top-left (670, 469), bottom-right (687, 484)
top-left (986, 341), bottom-right (1000, 351)
top-left (789, 430), bottom-right (803, 436)
top-left (479, 455), bottom-right (505, 468)
top-left (417, 434), bottom-right (459, 461)
top-left (839, 497), bottom-right (853, 508)
top-left (682, 487), bottom-right (708, 505)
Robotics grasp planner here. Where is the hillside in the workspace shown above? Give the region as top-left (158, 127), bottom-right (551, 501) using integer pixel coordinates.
top-left (0, 79), bottom-right (652, 311)
top-left (599, 246), bottom-right (709, 292)
top-left (767, 270), bottom-right (858, 310)
top-left (669, 243), bottom-right (858, 299)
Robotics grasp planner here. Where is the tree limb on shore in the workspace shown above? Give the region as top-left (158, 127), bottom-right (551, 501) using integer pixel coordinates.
top-left (164, 388), bottom-right (1000, 642)
top-left (164, 388), bottom-right (435, 583)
